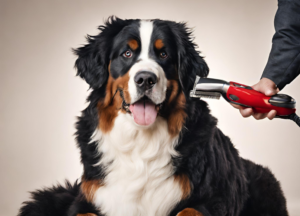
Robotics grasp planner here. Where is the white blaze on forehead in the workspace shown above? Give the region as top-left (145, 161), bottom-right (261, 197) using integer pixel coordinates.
top-left (139, 20), bottom-right (153, 60)
top-left (128, 19), bottom-right (167, 106)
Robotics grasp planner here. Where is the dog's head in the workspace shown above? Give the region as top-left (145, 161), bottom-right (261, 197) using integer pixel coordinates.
top-left (74, 17), bottom-right (208, 136)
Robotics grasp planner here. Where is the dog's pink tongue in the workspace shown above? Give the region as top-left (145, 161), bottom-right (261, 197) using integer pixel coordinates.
top-left (129, 101), bottom-right (158, 126)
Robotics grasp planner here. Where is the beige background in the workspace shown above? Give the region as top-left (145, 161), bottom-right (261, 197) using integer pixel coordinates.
top-left (1, 0), bottom-right (299, 215)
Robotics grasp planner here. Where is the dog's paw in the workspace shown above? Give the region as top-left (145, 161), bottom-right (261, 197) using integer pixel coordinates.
top-left (177, 208), bottom-right (204, 216)
top-left (77, 214), bottom-right (97, 216)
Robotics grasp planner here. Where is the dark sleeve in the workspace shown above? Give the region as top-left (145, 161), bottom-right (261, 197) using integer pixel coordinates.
top-left (262, 0), bottom-right (300, 90)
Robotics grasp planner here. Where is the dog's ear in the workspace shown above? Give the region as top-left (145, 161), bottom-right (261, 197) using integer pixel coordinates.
top-left (170, 22), bottom-right (209, 98)
top-left (73, 16), bottom-right (131, 89)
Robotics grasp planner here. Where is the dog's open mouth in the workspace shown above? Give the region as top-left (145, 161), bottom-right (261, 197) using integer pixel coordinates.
top-left (119, 89), bottom-right (162, 126)
top-left (129, 96), bottom-right (160, 126)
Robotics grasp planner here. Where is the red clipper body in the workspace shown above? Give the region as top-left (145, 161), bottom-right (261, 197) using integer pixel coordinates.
top-left (227, 81), bottom-right (296, 116)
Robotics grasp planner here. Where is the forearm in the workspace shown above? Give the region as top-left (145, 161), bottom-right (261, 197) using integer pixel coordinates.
top-left (262, 0), bottom-right (300, 90)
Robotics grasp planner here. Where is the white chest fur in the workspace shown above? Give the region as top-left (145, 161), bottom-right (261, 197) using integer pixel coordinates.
top-left (90, 114), bottom-right (183, 216)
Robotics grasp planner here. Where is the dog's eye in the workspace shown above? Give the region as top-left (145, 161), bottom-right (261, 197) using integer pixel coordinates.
top-left (159, 51), bottom-right (168, 59)
top-left (123, 50), bottom-right (132, 58)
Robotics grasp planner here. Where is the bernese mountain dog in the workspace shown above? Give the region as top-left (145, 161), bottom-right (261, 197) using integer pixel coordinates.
top-left (18, 17), bottom-right (288, 216)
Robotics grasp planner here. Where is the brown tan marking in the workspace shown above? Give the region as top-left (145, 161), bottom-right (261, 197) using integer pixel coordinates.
top-left (167, 80), bottom-right (179, 105)
top-left (77, 214), bottom-right (97, 216)
top-left (174, 173), bottom-right (191, 199)
top-left (98, 61), bottom-right (131, 133)
top-left (166, 80), bottom-right (187, 137)
top-left (154, 39), bottom-right (164, 50)
top-left (177, 208), bottom-right (204, 216)
top-left (81, 179), bottom-right (103, 203)
top-left (128, 39), bottom-right (139, 50)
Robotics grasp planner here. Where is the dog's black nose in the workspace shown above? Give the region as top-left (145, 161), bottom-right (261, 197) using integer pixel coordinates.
top-left (134, 71), bottom-right (157, 90)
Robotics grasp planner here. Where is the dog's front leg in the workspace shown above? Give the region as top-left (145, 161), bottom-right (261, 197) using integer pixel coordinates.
top-left (77, 214), bottom-right (97, 216)
top-left (176, 208), bottom-right (204, 216)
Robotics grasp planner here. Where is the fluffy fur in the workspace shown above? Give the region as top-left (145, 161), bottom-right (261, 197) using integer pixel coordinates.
top-left (18, 17), bottom-right (288, 216)
top-left (92, 116), bottom-right (182, 216)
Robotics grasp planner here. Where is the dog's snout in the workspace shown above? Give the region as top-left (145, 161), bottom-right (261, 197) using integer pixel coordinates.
top-left (134, 71), bottom-right (157, 90)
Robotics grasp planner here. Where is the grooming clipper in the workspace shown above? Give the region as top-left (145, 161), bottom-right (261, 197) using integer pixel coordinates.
top-left (190, 76), bottom-right (300, 127)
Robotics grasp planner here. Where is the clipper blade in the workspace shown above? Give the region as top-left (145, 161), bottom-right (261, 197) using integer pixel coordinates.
top-left (190, 90), bottom-right (221, 100)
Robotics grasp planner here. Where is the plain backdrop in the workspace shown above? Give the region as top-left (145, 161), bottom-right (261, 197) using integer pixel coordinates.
top-left (1, 0), bottom-right (299, 215)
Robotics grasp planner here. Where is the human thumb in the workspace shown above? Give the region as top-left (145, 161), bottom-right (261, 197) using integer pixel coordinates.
top-left (252, 77), bottom-right (279, 96)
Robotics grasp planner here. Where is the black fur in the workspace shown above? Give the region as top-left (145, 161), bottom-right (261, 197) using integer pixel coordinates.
top-left (19, 17), bottom-right (288, 216)
top-left (156, 20), bottom-right (209, 97)
top-left (19, 181), bottom-right (81, 216)
top-left (73, 17), bottom-right (138, 89)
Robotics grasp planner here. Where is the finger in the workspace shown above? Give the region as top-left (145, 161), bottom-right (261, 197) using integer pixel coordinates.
top-left (252, 83), bottom-right (259, 91)
top-left (239, 108), bottom-right (253, 118)
top-left (252, 78), bottom-right (279, 96)
top-left (253, 112), bottom-right (268, 120)
top-left (264, 89), bottom-right (278, 97)
top-left (267, 110), bottom-right (277, 120)
top-left (231, 103), bottom-right (244, 109)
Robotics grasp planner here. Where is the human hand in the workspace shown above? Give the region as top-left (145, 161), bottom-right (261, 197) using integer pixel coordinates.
top-left (231, 77), bottom-right (279, 120)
